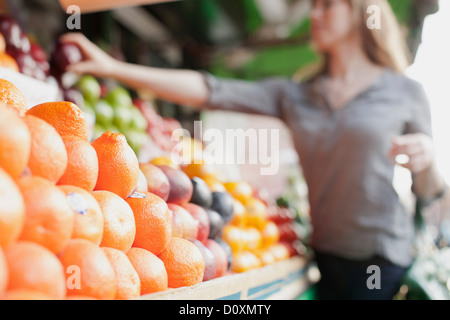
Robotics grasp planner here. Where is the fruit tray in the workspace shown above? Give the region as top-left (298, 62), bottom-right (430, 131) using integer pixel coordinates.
top-left (140, 256), bottom-right (317, 300)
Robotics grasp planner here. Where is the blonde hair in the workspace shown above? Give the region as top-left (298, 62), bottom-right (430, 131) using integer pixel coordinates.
top-left (294, 0), bottom-right (411, 81)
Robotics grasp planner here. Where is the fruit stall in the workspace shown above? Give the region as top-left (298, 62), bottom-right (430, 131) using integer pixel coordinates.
top-left (0, 0), bottom-right (438, 301)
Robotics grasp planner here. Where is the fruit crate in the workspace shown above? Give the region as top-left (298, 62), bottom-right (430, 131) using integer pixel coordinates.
top-left (140, 256), bottom-right (318, 300)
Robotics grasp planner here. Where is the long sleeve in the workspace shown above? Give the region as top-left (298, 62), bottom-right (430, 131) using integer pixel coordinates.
top-left (201, 72), bottom-right (288, 118)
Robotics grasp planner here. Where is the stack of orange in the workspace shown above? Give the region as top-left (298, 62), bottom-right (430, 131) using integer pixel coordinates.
top-left (0, 79), bottom-right (206, 300)
top-left (221, 181), bottom-right (290, 273)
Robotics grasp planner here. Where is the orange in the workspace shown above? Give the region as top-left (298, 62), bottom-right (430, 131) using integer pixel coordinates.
top-left (92, 132), bottom-right (139, 199)
top-left (57, 136), bottom-right (99, 192)
top-left (0, 104), bottom-right (31, 177)
top-left (26, 101), bottom-right (89, 141)
top-left (0, 247), bottom-right (7, 296)
top-left (0, 79), bottom-right (28, 114)
top-left (5, 241), bottom-right (66, 299)
top-left (93, 191), bottom-right (136, 253)
top-left (231, 199), bottom-right (246, 228)
top-left (268, 243), bottom-right (290, 261)
top-left (102, 247), bottom-right (141, 300)
top-left (58, 185), bottom-right (104, 246)
top-left (0, 53), bottom-right (19, 73)
top-left (243, 227), bottom-right (262, 252)
top-left (59, 239), bottom-right (117, 300)
top-left (182, 162), bottom-right (216, 179)
top-left (17, 176), bottom-right (74, 254)
top-left (24, 115), bottom-right (68, 183)
top-left (202, 174), bottom-right (226, 192)
top-left (126, 247), bottom-right (168, 295)
top-left (223, 181), bottom-right (254, 203)
top-left (222, 225), bottom-right (245, 253)
top-left (231, 251), bottom-right (262, 273)
top-left (244, 197), bottom-right (268, 230)
top-left (3, 289), bottom-right (53, 300)
top-left (126, 191), bottom-right (171, 255)
top-left (255, 249), bottom-right (276, 266)
top-left (150, 156), bottom-right (180, 169)
top-left (261, 221), bottom-right (280, 248)
top-left (0, 167), bottom-right (25, 249)
top-left (158, 237), bottom-right (205, 288)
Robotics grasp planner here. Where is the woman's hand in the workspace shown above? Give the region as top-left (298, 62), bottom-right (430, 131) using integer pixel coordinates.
top-left (389, 133), bottom-right (435, 174)
top-left (59, 33), bottom-right (117, 77)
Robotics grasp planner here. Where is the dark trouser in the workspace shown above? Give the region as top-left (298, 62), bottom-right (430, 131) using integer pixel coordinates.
top-left (314, 251), bottom-right (409, 300)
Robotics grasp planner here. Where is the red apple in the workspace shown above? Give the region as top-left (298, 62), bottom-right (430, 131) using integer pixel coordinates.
top-left (50, 41), bottom-right (83, 72)
top-left (170, 209), bottom-right (184, 238)
top-left (167, 203), bottom-right (198, 240)
top-left (158, 165), bottom-right (193, 205)
top-left (190, 239), bottom-right (216, 282)
top-left (139, 163), bottom-right (170, 201)
top-left (204, 239), bottom-right (228, 278)
top-left (182, 203), bottom-right (210, 243)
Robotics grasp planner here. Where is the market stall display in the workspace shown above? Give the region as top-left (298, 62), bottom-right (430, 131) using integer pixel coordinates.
top-left (0, 13), bottom-right (306, 299)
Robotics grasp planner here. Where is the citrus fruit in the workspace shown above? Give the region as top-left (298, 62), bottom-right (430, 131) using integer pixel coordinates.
top-left (243, 227), bottom-right (263, 252)
top-left (0, 104), bottom-right (31, 178)
top-left (91, 131), bottom-right (139, 199)
top-left (5, 241), bottom-right (66, 299)
top-left (17, 176), bottom-right (74, 254)
top-left (126, 247), bottom-right (168, 295)
top-left (150, 156), bottom-right (179, 169)
top-left (231, 199), bottom-right (246, 227)
top-left (59, 239), bottom-right (117, 300)
top-left (261, 221), bottom-right (280, 248)
top-left (0, 79), bottom-right (28, 114)
top-left (102, 247), bottom-right (141, 300)
top-left (0, 167), bottom-right (25, 249)
top-left (126, 191), bottom-right (171, 255)
top-left (57, 136), bottom-right (99, 192)
top-left (58, 185), bottom-right (104, 245)
top-left (222, 225), bottom-right (245, 253)
top-left (26, 101), bottom-right (89, 141)
top-left (244, 197), bottom-right (267, 230)
top-left (3, 289), bottom-right (53, 300)
top-left (24, 115), bottom-right (68, 183)
top-left (92, 190), bottom-right (136, 253)
top-left (182, 162), bottom-right (216, 180)
top-left (231, 251), bottom-right (262, 273)
top-left (223, 181), bottom-right (253, 203)
top-left (255, 249), bottom-right (276, 266)
top-left (158, 237), bottom-right (205, 288)
top-left (202, 174), bottom-right (226, 192)
top-left (268, 243), bottom-right (290, 261)
top-left (0, 247), bottom-right (7, 296)
top-left (0, 53), bottom-right (19, 72)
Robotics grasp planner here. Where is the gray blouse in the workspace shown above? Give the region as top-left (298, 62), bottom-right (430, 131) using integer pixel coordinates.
top-left (201, 68), bottom-right (432, 267)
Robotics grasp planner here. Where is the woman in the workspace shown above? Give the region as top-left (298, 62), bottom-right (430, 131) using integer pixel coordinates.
top-left (62, 0), bottom-right (445, 299)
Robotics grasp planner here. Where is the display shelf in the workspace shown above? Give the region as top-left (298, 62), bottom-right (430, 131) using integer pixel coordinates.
top-left (140, 256), bottom-right (319, 300)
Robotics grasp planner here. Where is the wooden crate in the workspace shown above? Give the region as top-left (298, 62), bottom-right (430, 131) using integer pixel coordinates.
top-left (140, 256), bottom-right (318, 300)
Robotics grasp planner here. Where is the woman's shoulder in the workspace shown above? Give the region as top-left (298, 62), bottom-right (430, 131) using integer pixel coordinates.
top-left (383, 68), bottom-right (426, 93)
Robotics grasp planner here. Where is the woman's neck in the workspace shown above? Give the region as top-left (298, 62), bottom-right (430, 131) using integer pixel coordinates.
top-left (326, 40), bottom-right (379, 81)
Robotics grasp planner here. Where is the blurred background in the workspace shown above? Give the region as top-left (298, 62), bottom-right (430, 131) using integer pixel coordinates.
top-left (0, 0), bottom-right (448, 218)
